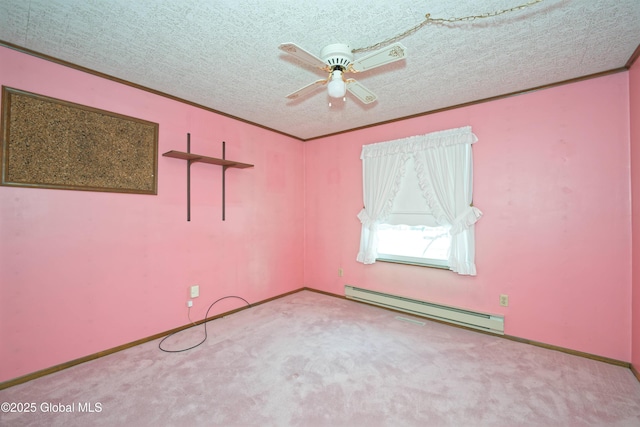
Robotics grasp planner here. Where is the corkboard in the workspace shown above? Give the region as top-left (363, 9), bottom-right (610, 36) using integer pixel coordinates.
top-left (1, 87), bottom-right (158, 194)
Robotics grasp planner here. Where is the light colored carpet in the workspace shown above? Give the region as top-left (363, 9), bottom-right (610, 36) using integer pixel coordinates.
top-left (1, 290), bottom-right (640, 426)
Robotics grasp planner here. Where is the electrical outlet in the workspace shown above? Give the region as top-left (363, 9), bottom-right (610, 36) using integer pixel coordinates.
top-left (338, 268), bottom-right (343, 277)
top-left (190, 285), bottom-right (199, 298)
top-left (187, 300), bottom-right (193, 308)
top-left (499, 294), bottom-right (509, 307)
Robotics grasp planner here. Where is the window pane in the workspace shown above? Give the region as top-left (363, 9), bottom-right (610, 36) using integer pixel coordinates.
top-left (377, 223), bottom-right (451, 263)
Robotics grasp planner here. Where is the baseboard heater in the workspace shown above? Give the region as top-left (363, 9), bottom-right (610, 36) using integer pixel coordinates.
top-left (345, 285), bottom-right (504, 335)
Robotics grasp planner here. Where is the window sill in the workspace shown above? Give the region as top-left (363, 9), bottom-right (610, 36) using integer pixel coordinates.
top-left (376, 257), bottom-right (450, 270)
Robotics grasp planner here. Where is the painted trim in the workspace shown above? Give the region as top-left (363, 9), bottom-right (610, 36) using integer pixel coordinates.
top-left (2, 286), bottom-right (636, 389)
top-left (304, 287), bottom-right (347, 299)
top-left (625, 43), bottom-right (640, 69)
top-left (0, 288), bottom-right (305, 390)
top-left (303, 68), bottom-right (628, 141)
top-left (0, 40), bottom-right (634, 142)
top-left (502, 335), bottom-right (630, 368)
top-left (303, 287), bottom-right (634, 373)
top-left (0, 40), bottom-right (301, 141)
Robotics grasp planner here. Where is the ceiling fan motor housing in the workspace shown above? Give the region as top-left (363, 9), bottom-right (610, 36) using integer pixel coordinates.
top-left (321, 44), bottom-right (353, 70)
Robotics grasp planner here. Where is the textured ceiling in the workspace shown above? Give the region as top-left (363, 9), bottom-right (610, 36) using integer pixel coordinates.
top-left (1, 0), bottom-right (639, 140)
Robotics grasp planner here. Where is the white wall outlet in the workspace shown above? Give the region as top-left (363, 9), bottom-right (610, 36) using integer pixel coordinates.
top-left (190, 285), bottom-right (199, 298)
top-left (187, 300), bottom-right (193, 308)
top-left (338, 268), bottom-right (344, 277)
top-left (499, 294), bottom-right (509, 307)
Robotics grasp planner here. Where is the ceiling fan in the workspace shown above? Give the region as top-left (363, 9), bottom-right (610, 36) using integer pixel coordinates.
top-left (278, 42), bottom-right (407, 105)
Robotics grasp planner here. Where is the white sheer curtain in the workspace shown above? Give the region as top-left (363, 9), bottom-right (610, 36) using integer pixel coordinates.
top-left (356, 146), bottom-right (408, 264)
top-left (413, 128), bottom-right (482, 275)
top-left (356, 126), bottom-right (482, 275)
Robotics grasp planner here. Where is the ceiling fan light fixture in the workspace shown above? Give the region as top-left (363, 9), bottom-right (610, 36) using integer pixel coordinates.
top-left (280, 41), bottom-right (404, 105)
top-left (327, 69), bottom-right (346, 98)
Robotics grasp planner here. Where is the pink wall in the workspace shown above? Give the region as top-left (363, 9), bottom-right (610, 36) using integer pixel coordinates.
top-left (0, 46), bottom-right (305, 382)
top-left (305, 73), bottom-right (632, 361)
top-left (1, 44), bottom-right (636, 384)
top-left (631, 56), bottom-right (640, 371)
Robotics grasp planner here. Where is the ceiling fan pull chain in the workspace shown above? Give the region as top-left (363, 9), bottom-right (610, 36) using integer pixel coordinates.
top-left (352, 0), bottom-right (544, 54)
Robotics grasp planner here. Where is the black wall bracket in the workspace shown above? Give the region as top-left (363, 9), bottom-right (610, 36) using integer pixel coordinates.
top-left (162, 133), bottom-right (254, 221)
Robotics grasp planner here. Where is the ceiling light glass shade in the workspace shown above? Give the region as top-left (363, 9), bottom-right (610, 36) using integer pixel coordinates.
top-left (327, 70), bottom-right (346, 98)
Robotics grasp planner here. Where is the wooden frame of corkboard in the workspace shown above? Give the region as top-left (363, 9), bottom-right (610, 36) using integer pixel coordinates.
top-left (1, 86), bottom-right (158, 195)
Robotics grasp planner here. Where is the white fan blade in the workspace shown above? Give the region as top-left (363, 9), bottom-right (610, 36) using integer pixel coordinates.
top-left (346, 79), bottom-right (377, 104)
top-left (279, 43), bottom-right (328, 70)
top-left (286, 79), bottom-right (327, 100)
top-left (350, 42), bottom-right (407, 72)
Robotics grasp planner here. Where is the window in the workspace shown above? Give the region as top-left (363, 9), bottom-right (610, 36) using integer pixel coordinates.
top-left (356, 126), bottom-right (482, 275)
top-left (377, 223), bottom-right (451, 268)
top-left (374, 156), bottom-right (451, 268)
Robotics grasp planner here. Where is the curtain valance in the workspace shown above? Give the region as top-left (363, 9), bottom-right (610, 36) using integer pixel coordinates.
top-left (361, 126), bottom-right (477, 159)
